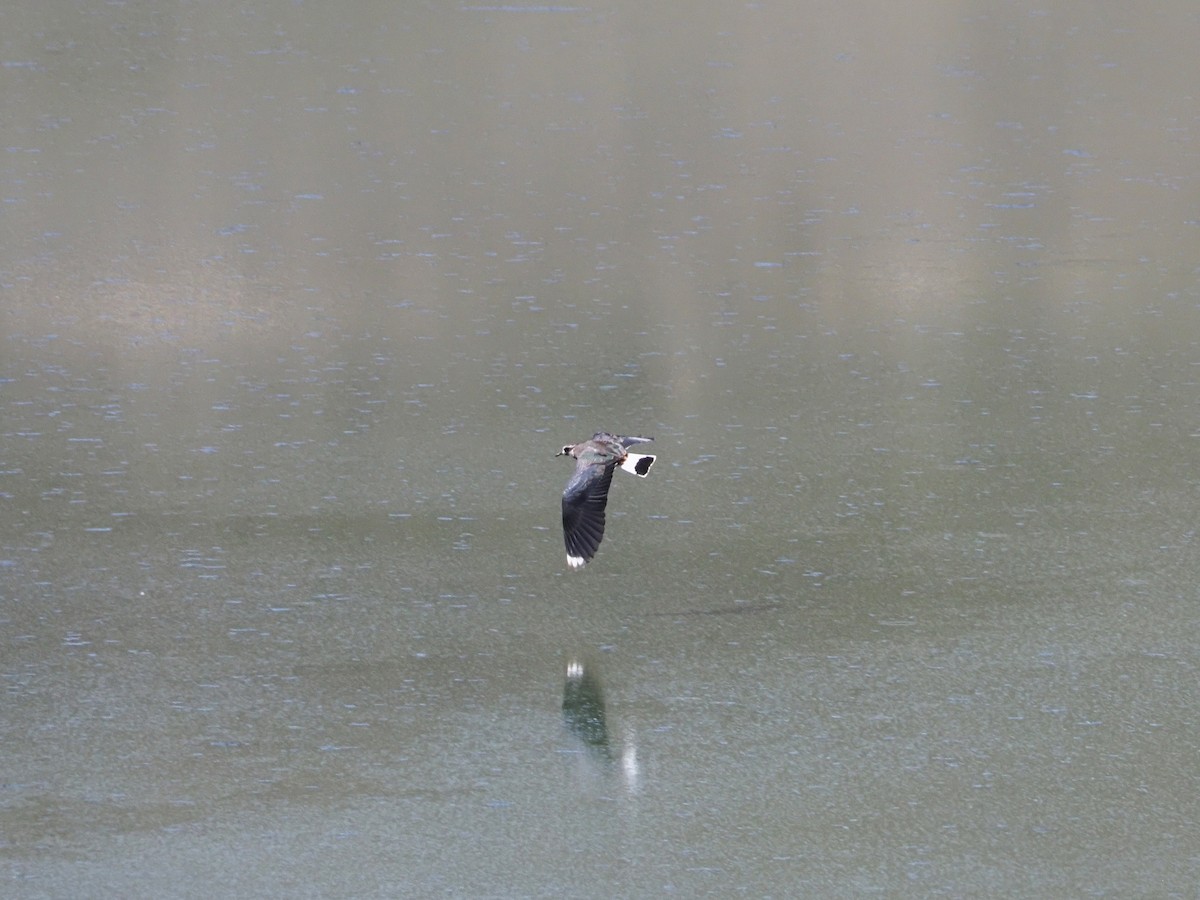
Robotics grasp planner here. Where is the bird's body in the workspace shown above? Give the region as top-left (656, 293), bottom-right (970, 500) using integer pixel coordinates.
top-left (556, 432), bottom-right (656, 569)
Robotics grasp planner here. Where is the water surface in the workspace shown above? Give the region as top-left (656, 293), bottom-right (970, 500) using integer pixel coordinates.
top-left (3, 2), bottom-right (1199, 896)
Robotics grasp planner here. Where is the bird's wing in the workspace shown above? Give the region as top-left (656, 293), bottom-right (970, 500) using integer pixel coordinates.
top-left (561, 460), bottom-right (616, 566)
top-left (616, 434), bottom-right (653, 449)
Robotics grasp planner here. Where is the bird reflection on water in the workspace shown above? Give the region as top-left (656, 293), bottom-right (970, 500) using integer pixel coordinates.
top-left (561, 658), bottom-right (640, 792)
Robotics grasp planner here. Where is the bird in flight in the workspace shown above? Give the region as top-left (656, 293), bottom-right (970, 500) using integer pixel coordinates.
top-left (556, 432), bottom-right (656, 569)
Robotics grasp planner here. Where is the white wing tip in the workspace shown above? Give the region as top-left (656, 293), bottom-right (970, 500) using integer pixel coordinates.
top-left (567, 553), bottom-right (588, 569)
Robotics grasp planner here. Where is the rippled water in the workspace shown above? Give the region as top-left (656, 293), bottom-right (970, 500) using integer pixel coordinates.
top-left (3, 2), bottom-right (1199, 896)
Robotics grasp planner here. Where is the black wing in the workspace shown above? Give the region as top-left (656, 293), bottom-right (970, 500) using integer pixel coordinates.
top-left (593, 432), bottom-right (653, 451)
top-left (615, 434), bottom-right (653, 450)
top-left (561, 460), bottom-right (617, 567)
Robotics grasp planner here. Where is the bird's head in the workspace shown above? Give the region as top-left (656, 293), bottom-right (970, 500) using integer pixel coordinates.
top-left (556, 443), bottom-right (576, 458)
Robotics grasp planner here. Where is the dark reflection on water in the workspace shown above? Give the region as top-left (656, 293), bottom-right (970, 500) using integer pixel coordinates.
top-left (561, 657), bottom-right (644, 799)
top-left (563, 658), bottom-right (612, 761)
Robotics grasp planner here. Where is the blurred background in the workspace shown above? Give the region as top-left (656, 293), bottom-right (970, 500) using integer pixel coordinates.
top-left (3, 2), bottom-right (1199, 895)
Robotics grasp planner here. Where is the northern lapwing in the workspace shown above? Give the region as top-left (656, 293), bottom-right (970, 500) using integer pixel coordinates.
top-left (556, 432), bottom-right (656, 569)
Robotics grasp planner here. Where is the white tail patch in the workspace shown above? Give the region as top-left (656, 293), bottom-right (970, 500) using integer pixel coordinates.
top-left (620, 453), bottom-right (656, 477)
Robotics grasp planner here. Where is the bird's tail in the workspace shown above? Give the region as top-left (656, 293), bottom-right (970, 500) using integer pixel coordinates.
top-left (620, 453), bottom-right (656, 477)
